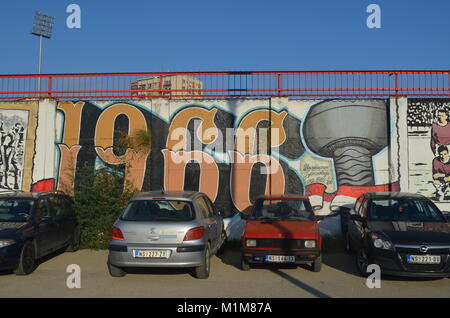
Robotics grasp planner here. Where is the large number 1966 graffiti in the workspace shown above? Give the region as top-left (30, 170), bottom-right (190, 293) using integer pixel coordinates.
top-left (53, 99), bottom-right (398, 215)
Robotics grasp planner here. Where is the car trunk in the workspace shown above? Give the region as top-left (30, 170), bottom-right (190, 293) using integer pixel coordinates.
top-left (115, 220), bottom-right (199, 245)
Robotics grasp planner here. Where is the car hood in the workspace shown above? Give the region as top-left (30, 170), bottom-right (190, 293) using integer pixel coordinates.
top-left (244, 220), bottom-right (319, 239)
top-left (0, 222), bottom-right (26, 238)
top-left (368, 221), bottom-right (450, 244)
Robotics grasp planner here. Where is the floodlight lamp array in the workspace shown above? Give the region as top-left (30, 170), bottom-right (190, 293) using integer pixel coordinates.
top-left (31, 11), bottom-right (55, 39)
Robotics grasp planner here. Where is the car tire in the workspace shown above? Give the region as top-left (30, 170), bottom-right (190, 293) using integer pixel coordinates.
top-left (107, 261), bottom-right (126, 277)
top-left (356, 247), bottom-right (370, 277)
top-left (14, 241), bottom-right (37, 275)
top-left (194, 244), bottom-right (211, 279)
top-left (241, 255), bottom-right (251, 271)
top-left (311, 254), bottom-right (322, 272)
top-left (66, 226), bottom-right (81, 252)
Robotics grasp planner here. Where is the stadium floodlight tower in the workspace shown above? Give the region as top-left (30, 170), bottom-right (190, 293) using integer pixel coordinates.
top-left (31, 11), bottom-right (55, 93)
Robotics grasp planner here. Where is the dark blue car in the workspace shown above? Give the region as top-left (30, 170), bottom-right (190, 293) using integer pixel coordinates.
top-left (0, 191), bottom-right (80, 275)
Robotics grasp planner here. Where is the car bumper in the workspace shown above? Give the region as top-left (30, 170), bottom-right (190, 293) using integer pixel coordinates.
top-left (0, 244), bottom-right (21, 271)
top-left (380, 268), bottom-right (450, 278)
top-left (370, 249), bottom-right (450, 278)
top-left (241, 248), bottom-right (321, 264)
top-left (108, 243), bottom-right (206, 268)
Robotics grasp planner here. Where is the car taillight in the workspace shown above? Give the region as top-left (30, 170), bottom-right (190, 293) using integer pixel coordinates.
top-left (111, 226), bottom-right (125, 241)
top-left (183, 226), bottom-right (205, 241)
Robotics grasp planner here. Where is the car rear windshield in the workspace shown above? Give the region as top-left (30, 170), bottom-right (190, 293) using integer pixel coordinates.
top-left (369, 198), bottom-right (445, 222)
top-left (252, 199), bottom-right (314, 221)
top-left (0, 199), bottom-right (35, 222)
top-left (121, 200), bottom-right (195, 222)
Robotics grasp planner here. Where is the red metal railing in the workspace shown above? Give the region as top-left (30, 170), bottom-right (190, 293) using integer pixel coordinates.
top-left (0, 70), bottom-right (449, 100)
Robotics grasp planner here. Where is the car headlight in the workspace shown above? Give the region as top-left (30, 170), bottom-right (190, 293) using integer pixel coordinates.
top-left (370, 233), bottom-right (394, 250)
top-left (246, 239), bottom-right (256, 247)
top-left (304, 240), bottom-right (316, 248)
top-left (0, 239), bottom-right (16, 248)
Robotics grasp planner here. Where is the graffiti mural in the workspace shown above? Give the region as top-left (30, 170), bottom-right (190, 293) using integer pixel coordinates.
top-left (54, 99), bottom-right (397, 215)
top-left (408, 98), bottom-right (450, 201)
top-left (0, 102), bottom-right (38, 193)
top-left (0, 110), bottom-right (27, 190)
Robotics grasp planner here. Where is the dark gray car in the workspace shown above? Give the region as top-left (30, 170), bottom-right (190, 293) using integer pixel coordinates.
top-left (107, 191), bottom-right (225, 279)
top-left (0, 190), bottom-right (80, 275)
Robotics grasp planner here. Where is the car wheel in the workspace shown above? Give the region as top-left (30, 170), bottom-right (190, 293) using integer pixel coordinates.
top-left (107, 261), bottom-right (126, 277)
top-left (356, 247), bottom-right (370, 277)
top-left (14, 241), bottom-right (37, 275)
top-left (311, 254), bottom-right (322, 272)
top-left (66, 226), bottom-right (81, 252)
top-left (194, 244), bottom-right (211, 279)
top-left (241, 255), bottom-right (250, 271)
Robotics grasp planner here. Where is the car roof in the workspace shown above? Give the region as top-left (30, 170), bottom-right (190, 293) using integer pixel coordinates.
top-left (131, 190), bottom-right (201, 201)
top-left (0, 190), bottom-right (67, 199)
top-left (256, 194), bottom-right (309, 201)
top-left (362, 192), bottom-right (428, 200)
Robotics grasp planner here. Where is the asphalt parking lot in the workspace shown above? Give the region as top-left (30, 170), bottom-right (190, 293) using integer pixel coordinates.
top-left (0, 245), bottom-right (449, 298)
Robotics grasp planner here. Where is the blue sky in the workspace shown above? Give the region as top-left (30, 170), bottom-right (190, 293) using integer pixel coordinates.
top-left (0, 0), bottom-right (449, 74)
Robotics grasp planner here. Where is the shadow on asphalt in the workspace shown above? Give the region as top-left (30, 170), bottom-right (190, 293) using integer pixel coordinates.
top-left (322, 253), bottom-right (361, 278)
top-left (270, 269), bottom-right (331, 298)
top-left (217, 248), bottom-right (241, 270)
top-left (38, 247), bottom-right (67, 266)
top-left (217, 241), bottom-right (331, 298)
top-left (0, 246), bottom-right (68, 276)
top-left (123, 266), bottom-right (192, 277)
top-left (0, 269), bottom-right (13, 275)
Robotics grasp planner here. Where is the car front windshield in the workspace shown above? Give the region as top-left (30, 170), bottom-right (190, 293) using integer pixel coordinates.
top-left (0, 199), bottom-right (34, 222)
top-left (369, 198), bottom-right (445, 222)
top-left (121, 200), bottom-right (194, 222)
top-left (251, 199), bottom-right (314, 221)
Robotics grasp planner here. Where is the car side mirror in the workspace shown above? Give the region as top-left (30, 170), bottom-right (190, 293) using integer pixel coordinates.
top-left (239, 212), bottom-right (248, 220)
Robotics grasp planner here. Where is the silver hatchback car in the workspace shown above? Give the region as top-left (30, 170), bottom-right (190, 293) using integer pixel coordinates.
top-left (107, 191), bottom-right (225, 279)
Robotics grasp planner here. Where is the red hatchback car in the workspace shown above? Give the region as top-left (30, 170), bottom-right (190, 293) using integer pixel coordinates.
top-left (240, 195), bottom-right (322, 271)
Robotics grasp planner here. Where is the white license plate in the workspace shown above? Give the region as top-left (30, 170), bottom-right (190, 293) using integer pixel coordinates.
top-left (133, 249), bottom-right (171, 259)
top-left (407, 255), bottom-right (441, 264)
top-left (265, 255), bottom-right (295, 263)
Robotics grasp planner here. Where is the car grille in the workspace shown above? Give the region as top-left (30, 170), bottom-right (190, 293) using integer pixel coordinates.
top-left (395, 245), bottom-right (450, 255)
top-left (254, 239), bottom-right (312, 249)
top-left (395, 244), bottom-right (450, 272)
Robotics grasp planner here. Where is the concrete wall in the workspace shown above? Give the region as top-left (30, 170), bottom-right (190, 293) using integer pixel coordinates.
top-left (1, 97), bottom-right (449, 219)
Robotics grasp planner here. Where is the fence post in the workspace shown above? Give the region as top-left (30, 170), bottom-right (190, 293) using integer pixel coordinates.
top-left (395, 73), bottom-right (399, 96)
top-left (277, 73), bottom-right (281, 96)
top-left (47, 76), bottom-right (52, 97)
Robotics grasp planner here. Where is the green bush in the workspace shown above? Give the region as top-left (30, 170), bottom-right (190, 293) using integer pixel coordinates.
top-left (71, 166), bottom-right (137, 249)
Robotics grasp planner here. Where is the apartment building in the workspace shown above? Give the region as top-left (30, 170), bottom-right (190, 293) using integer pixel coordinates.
top-left (130, 75), bottom-right (203, 97)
